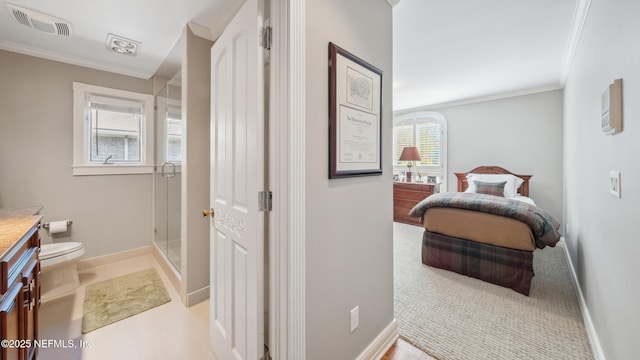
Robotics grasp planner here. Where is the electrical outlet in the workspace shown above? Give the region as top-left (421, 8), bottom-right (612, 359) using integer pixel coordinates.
top-left (350, 306), bottom-right (359, 333)
top-left (609, 171), bottom-right (621, 198)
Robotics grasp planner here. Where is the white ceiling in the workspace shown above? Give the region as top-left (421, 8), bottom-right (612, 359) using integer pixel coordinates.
top-left (393, 0), bottom-right (582, 111)
top-left (0, 0), bottom-right (240, 79)
top-left (1, 0), bottom-right (583, 107)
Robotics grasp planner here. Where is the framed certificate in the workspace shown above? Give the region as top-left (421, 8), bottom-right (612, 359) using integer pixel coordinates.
top-left (329, 42), bottom-right (383, 178)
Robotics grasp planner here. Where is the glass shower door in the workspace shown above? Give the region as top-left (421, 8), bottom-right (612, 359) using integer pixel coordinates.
top-left (154, 71), bottom-right (182, 273)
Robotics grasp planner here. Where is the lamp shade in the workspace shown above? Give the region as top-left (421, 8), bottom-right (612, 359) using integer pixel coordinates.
top-left (399, 146), bottom-right (421, 162)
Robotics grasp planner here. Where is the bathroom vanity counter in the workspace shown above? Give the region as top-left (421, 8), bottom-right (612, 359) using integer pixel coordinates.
top-left (0, 216), bottom-right (42, 258)
top-left (0, 205), bottom-right (42, 259)
top-left (0, 206), bottom-right (42, 219)
top-left (0, 211), bottom-right (41, 360)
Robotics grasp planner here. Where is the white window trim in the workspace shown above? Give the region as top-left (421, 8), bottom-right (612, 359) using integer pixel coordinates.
top-left (393, 111), bottom-right (448, 191)
top-left (72, 82), bottom-right (154, 176)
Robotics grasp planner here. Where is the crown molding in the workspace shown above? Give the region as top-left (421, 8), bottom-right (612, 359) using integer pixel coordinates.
top-left (187, 21), bottom-right (214, 41)
top-left (205, 2), bottom-right (245, 42)
top-left (0, 40), bottom-right (153, 79)
top-left (560, 0), bottom-right (592, 86)
top-left (386, 0), bottom-right (402, 7)
top-left (394, 83), bottom-right (563, 114)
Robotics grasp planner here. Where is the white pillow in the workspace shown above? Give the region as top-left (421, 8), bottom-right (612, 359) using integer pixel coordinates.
top-left (465, 173), bottom-right (524, 198)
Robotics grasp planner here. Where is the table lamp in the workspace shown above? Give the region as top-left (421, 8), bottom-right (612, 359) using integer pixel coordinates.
top-left (399, 146), bottom-right (421, 182)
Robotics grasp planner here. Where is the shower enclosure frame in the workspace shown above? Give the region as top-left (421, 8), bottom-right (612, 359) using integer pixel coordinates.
top-left (153, 71), bottom-right (183, 276)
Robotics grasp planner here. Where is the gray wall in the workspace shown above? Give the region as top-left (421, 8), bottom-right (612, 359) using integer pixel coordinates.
top-left (0, 50), bottom-right (153, 257)
top-left (563, 0), bottom-right (640, 358)
top-left (305, 0), bottom-right (393, 359)
top-left (182, 27), bottom-right (212, 300)
top-left (427, 90), bottom-right (564, 220)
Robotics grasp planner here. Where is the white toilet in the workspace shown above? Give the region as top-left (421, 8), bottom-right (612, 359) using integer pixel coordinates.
top-left (40, 242), bottom-right (85, 300)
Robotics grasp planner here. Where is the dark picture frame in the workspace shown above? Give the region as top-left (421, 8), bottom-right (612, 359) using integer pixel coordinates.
top-left (329, 42), bottom-right (383, 179)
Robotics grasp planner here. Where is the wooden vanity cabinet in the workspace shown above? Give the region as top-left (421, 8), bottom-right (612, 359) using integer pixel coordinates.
top-left (21, 249), bottom-right (39, 360)
top-left (0, 283), bottom-right (21, 360)
top-left (0, 219), bottom-right (41, 360)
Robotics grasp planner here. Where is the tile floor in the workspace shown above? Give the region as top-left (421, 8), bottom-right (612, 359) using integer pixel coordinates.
top-left (39, 254), bottom-right (216, 360)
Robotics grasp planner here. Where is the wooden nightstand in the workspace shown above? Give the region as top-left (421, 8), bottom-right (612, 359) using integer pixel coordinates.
top-left (393, 182), bottom-right (440, 225)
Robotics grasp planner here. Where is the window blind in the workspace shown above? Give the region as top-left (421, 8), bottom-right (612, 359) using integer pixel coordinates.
top-left (416, 121), bottom-right (440, 166)
top-left (392, 117), bottom-right (441, 166)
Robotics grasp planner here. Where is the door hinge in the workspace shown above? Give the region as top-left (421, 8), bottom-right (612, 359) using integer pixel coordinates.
top-left (261, 26), bottom-right (272, 50)
top-left (258, 191), bottom-right (272, 212)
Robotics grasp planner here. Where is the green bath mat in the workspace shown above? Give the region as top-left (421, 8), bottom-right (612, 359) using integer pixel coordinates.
top-left (81, 268), bottom-right (171, 333)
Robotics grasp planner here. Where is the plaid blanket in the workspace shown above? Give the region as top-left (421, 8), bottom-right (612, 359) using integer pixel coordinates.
top-left (409, 192), bottom-right (561, 249)
top-left (422, 230), bottom-right (534, 295)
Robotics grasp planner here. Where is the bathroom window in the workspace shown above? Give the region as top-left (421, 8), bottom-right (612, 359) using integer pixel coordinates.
top-left (72, 82), bottom-right (154, 175)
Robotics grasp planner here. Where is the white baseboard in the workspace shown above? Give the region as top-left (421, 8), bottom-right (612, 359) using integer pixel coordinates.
top-left (152, 243), bottom-right (185, 304)
top-left (560, 237), bottom-right (606, 360)
top-left (187, 286), bottom-right (210, 307)
top-left (77, 245), bottom-right (152, 271)
top-left (355, 318), bottom-right (399, 360)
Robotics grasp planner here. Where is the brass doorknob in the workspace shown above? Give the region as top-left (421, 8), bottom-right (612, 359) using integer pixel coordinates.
top-left (202, 208), bottom-right (215, 218)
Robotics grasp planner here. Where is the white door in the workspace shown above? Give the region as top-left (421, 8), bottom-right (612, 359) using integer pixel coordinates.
top-left (209, 0), bottom-right (265, 359)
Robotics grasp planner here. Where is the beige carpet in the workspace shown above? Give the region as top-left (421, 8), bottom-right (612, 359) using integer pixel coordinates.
top-left (394, 222), bottom-right (594, 360)
top-left (82, 268), bottom-right (171, 334)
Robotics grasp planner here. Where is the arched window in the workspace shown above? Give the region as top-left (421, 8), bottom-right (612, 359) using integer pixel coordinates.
top-left (392, 111), bottom-right (448, 190)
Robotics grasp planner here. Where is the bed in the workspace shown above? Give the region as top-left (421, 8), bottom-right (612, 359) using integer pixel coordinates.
top-left (408, 166), bottom-right (561, 295)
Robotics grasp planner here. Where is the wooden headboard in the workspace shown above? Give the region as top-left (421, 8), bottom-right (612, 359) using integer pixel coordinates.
top-left (454, 166), bottom-right (532, 197)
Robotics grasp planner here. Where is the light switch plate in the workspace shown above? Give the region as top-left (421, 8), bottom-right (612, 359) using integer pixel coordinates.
top-left (350, 306), bottom-right (359, 333)
top-left (609, 171), bottom-right (621, 198)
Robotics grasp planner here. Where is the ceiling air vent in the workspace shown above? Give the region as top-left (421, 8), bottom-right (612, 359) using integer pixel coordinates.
top-left (106, 33), bottom-right (140, 56)
top-left (6, 3), bottom-right (73, 37)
